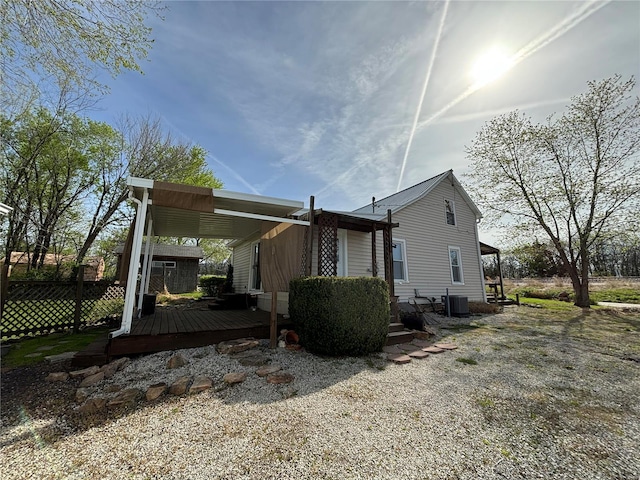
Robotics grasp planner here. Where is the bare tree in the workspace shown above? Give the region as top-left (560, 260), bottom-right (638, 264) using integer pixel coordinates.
top-left (466, 76), bottom-right (640, 307)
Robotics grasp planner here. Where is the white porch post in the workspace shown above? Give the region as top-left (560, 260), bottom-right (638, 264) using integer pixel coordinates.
top-left (112, 188), bottom-right (149, 338)
top-left (143, 241), bottom-right (155, 294)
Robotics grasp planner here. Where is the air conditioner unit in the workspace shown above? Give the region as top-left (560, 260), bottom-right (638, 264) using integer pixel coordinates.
top-left (442, 295), bottom-right (470, 318)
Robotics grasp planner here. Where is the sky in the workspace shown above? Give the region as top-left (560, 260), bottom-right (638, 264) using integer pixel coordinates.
top-left (91, 0), bottom-right (640, 246)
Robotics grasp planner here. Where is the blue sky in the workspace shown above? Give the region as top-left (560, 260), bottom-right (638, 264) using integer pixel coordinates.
top-left (92, 1), bottom-right (640, 244)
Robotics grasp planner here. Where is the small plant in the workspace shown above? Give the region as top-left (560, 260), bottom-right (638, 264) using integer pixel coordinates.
top-left (456, 357), bottom-right (478, 365)
top-left (477, 396), bottom-right (494, 408)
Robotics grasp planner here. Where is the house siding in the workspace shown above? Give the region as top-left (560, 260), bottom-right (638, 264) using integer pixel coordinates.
top-left (232, 239), bottom-right (253, 294)
top-left (379, 180), bottom-right (485, 302)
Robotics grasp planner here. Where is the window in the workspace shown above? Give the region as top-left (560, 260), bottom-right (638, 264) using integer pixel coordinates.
top-left (392, 239), bottom-right (408, 282)
top-left (249, 241), bottom-right (261, 291)
top-left (445, 199), bottom-right (456, 225)
top-left (448, 246), bottom-right (464, 284)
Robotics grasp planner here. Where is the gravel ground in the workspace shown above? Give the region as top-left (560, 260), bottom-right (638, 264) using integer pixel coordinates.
top-left (1, 307), bottom-right (639, 480)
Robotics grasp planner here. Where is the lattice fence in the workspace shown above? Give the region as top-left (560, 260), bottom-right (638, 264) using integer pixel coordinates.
top-left (1, 280), bottom-right (125, 339)
top-left (318, 212), bottom-right (338, 277)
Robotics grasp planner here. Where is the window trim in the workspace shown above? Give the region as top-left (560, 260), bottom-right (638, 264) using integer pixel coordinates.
top-left (392, 238), bottom-right (409, 283)
top-left (448, 246), bottom-right (464, 285)
top-left (249, 241), bottom-right (262, 292)
top-left (445, 199), bottom-right (456, 226)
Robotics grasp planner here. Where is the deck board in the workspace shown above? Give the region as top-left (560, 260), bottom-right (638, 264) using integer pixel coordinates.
top-left (71, 305), bottom-right (292, 365)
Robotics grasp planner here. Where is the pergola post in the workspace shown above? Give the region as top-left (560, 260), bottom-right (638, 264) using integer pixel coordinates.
top-left (496, 251), bottom-right (505, 300)
top-left (383, 209), bottom-right (398, 322)
top-left (371, 223), bottom-right (377, 277)
top-left (305, 196), bottom-right (314, 276)
top-left (138, 217), bottom-right (154, 316)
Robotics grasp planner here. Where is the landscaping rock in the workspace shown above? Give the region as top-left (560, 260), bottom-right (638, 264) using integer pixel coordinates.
top-left (105, 384), bottom-right (123, 393)
top-left (79, 371), bottom-right (105, 387)
top-left (146, 382), bottom-right (168, 401)
top-left (255, 364), bottom-right (281, 377)
top-left (111, 357), bottom-right (130, 371)
top-left (266, 372), bottom-right (295, 384)
top-left (238, 354), bottom-right (270, 366)
top-left (100, 362), bottom-right (119, 379)
top-left (169, 376), bottom-right (191, 395)
top-left (107, 388), bottom-right (142, 409)
top-left (75, 388), bottom-right (90, 404)
top-left (167, 354), bottom-right (187, 369)
top-left (46, 372), bottom-right (69, 382)
top-left (70, 365), bottom-right (100, 379)
top-left (223, 372), bottom-right (247, 384)
top-left (78, 397), bottom-right (107, 415)
top-left (216, 338), bottom-right (259, 355)
top-left (189, 376), bottom-right (213, 394)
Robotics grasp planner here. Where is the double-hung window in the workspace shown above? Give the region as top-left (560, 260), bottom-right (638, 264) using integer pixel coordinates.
top-left (445, 199), bottom-right (456, 226)
top-left (448, 246), bottom-right (464, 284)
top-left (392, 239), bottom-right (408, 282)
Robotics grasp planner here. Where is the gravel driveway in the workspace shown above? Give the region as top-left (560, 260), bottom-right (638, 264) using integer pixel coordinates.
top-left (2, 307), bottom-right (639, 479)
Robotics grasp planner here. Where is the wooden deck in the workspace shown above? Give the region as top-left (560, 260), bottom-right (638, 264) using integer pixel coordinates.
top-left (72, 306), bottom-right (292, 367)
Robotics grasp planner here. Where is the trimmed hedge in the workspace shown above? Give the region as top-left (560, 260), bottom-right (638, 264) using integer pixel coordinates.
top-left (289, 276), bottom-right (390, 356)
top-left (199, 275), bottom-right (226, 297)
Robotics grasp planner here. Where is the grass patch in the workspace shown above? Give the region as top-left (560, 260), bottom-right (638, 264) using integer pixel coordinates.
top-left (2, 327), bottom-right (109, 368)
top-left (456, 357), bottom-right (478, 365)
top-left (511, 297), bottom-right (580, 312)
top-left (589, 288), bottom-right (640, 304)
top-left (156, 291), bottom-right (203, 305)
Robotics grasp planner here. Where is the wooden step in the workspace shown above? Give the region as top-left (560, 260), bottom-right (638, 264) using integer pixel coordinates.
top-left (71, 336), bottom-right (109, 367)
top-left (388, 322), bottom-right (405, 333)
top-left (385, 330), bottom-right (414, 346)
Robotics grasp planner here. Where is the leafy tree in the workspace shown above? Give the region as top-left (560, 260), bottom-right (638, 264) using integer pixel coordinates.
top-left (466, 76), bottom-right (640, 307)
top-left (74, 114), bottom-right (223, 268)
top-left (0, 0), bottom-right (162, 115)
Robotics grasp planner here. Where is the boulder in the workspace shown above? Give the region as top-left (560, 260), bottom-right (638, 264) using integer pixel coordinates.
top-left (78, 397), bottom-right (107, 415)
top-left (169, 376), bottom-right (191, 396)
top-left (223, 372), bottom-right (247, 384)
top-left (75, 388), bottom-right (90, 404)
top-left (46, 372), bottom-right (69, 382)
top-left (107, 388), bottom-right (142, 409)
top-left (79, 371), bottom-right (105, 387)
top-left (105, 384), bottom-right (123, 393)
top-left (111, 357), bottom-right (130, 371)
top-left (69, 365), bottom-right (100, 379)
top-left (146, 382), bottom-right (168, 401)
top-left (189, 376), bottom-right (213, 394)
top-left (266, 372), bottom-right (295, 384)
top-left (167, 354), bottom-right (187, 369)
top-left (100, 362), bottom-right (119, 379)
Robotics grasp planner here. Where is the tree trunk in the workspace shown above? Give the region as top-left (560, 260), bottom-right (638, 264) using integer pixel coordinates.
top-left (574, 279), bottom-right (590, 308)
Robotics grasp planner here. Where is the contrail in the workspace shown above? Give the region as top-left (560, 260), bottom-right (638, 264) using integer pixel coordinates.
top-left (397, 0), bottom-right (611, 188)
top-left (396, 0), bottom-right (450, 192)
top-left (208, 154), bottom-right (262, 195)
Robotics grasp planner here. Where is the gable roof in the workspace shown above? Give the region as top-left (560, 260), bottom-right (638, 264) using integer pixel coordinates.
top-left (352, 169), bottom-right (482, 220)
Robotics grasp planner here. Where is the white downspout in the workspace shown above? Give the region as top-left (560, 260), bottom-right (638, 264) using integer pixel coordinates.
top-left (474, 218), bottom-right (487, 303)
top-left (137, 217), bottom-right (154, 315)
top-left (111, 188), bottom-right (149, 338)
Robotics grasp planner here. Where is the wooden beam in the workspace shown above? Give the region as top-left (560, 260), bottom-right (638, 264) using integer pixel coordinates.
top-left (270, 291), bottom-right (278, 348)
top-left (371, 223), bottom-right (377, 277)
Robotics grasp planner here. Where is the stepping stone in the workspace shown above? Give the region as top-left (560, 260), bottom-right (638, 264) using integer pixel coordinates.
top-left (387, 354), bottom-right (411, 364)
top-left (36, 345), bottom-right (56, 351)
top-left (411, 339), bottom-right (432, 348)
top-left (434, 343), bottom-right (458, 350)
top-left (45, 351), bottom-right (77, 363)
top-left (24, 353), bottom-right (42, 358)
top-left (255, 364), bottom-right (281, 377)
top-left (422, 346), bottom-right (445, 353)
top-left (407, 350), bottom-right (430, 359)
top-left (397, 343), bottom-right (419, 352)
top-left (383, 345), bottom-right (403, 354)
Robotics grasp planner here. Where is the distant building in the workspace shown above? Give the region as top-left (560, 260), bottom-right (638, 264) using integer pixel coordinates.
top-left (114, 243), bottom-right (204, 294)
top-left (3, 252), bottom-right (105, 281)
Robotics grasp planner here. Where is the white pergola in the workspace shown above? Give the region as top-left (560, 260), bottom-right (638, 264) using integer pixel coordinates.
top-left (114, 177), bottom-right (309, 338)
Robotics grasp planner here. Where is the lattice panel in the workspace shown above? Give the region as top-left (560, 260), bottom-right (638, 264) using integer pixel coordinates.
top-left (1, 281), bottom-right (125, 339)
top-left (318, 213), bottom-right (338, 277)
top-left (300, 225), bottom-right (309, 277)
top-left (80, 283), bottom-right (125, 327)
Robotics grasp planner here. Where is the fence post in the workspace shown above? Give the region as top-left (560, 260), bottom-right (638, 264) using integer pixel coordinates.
top-left (1, 264), bottom-right (9, 321)
top-left (73, 265), bottom-right (85, 333)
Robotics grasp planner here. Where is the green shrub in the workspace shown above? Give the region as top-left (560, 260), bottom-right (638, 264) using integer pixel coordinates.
top-left (289, 276), bottom-right (390, 356)
top-left (199, 275), bottom-right (226, 297)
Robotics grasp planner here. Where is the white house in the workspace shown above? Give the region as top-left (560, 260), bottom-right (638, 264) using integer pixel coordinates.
top-left (231, 170), bottom-right (486, 313)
